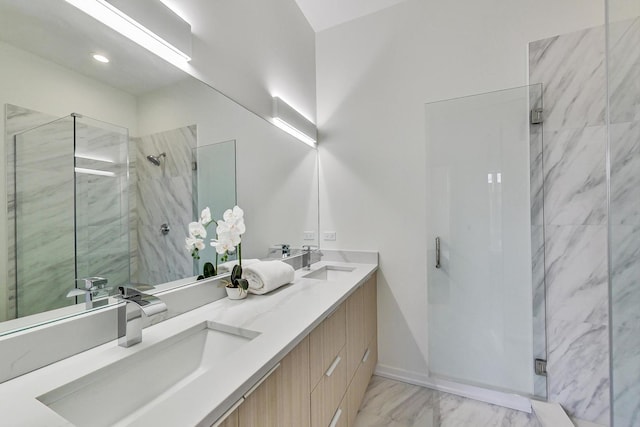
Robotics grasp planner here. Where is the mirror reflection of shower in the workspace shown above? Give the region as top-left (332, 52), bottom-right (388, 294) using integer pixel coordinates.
top-left (146, 152), bottom-right (166, 166)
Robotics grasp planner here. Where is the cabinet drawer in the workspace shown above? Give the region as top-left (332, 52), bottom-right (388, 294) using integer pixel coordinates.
top-left (346, 338), bottom-right (377, 427)
top-left (328, 394), bottom-right (348, 427)
top-left (311, 347), bottom-right (347, 427)
top-left (310, 303), bottom-right (347, 388)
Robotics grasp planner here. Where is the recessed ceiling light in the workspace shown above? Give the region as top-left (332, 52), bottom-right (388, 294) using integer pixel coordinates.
top-left (67, 0), bottom-right (191, 66)
top-left (92, 54), bottom-right (110, 63)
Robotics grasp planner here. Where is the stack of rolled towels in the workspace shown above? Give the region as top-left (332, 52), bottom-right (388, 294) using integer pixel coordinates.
top-left (243, 260), bottom-right (295, 295)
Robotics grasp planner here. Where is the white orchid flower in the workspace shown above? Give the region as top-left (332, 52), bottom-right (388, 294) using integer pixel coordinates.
top-left (200, 207), bottom-right (212, 225)
top-left (211, 236), bottom-right (235, 255)
top-left (217, 217), bottom-right (245, 237)
top-left (223, 206), bottom-right (244, 224)
top-left (185, 236), bottom-right (205, 252)
top-left (188, 221), bottom-right (207, 238)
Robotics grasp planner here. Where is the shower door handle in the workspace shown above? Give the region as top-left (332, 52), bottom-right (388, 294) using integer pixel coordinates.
top-left (435, 237), bottom-right (441, 269)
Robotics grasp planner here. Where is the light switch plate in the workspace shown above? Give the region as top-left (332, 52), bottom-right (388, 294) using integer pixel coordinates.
top-left (303, 231), bottom-right (315, 240)
top-left (323, 231), bottom-right (336, 241)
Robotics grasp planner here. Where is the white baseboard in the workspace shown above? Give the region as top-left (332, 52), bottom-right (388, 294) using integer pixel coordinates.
top-left (374, 364), bottom-right (533, 413)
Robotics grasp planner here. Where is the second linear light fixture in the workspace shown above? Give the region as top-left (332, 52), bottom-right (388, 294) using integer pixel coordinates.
top-left (65, 0), bottom-right (192, 67)
top-left (272, 97), bottom-right (318, 147)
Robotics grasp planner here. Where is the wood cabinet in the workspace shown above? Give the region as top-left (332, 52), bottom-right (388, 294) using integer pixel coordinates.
top-left (345, 286), bottom-right (365, 384)
top-left (211, 273), bottom-right (377, 427)
top-left (238, 363), bottom-right (281, 427)
top-left (279, 336), bottom-right (311, 427)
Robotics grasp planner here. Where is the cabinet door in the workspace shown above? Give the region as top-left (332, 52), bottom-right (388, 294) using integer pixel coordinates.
top-left (346, 286), bottom-right (365, 384)
top-left (363, 275), bottom-right (377, 346)
top-left (279, 337), bottom-right (311, 427)
top-left (238, 365), bottom-right (281, 427)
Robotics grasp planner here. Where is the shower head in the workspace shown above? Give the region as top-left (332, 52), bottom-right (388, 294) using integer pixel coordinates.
top-left (146, 152), bottom-right (166, 166)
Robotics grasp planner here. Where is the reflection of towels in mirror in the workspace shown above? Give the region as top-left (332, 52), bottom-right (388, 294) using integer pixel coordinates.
top-left (244, 261), bottom-right (295, 295)
top-left (217, 259), bottom-right (261, 273)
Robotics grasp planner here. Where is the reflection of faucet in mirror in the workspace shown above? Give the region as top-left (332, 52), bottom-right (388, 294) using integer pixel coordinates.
top-left (66, 277), bottom-right (112, 310)
top-left (271, 244), bottom-right (291, 258)
top-left (302, 245), bottom-right (322, 270)
top-left (116, 285), bottom-right (167, 348)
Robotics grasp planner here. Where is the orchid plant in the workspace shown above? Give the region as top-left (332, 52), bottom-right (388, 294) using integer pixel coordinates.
top-left (185, 206), bottom-right (248, 291)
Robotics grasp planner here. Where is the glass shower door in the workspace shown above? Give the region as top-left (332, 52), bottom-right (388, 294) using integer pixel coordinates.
top-left (14, 114), bottom-right (129, 318)
top-left (425, 85), bottom-right (545, 397)
top-left (74, 115), bottom-right (129, 291)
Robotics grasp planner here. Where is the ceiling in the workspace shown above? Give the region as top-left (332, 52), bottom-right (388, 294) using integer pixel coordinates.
top-left (293, 0), bottom-right (408, 32)
top-left (0, 0), bottom-right (186, 95)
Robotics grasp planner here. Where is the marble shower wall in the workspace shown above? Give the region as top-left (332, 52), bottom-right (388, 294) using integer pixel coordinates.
top-left (133, 125), bottom-right (196, 285)
top-left (529, 27), bottom-right (610, 424)
top-left (608, 16), bottom-right (640, 427)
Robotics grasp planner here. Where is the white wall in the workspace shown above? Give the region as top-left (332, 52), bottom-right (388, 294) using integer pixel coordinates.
top-left (316, 0), bottom-right (604, 382)
top-left (0, 42), bottom-right (138, 321)
top-left (163, 0), bottom-right (317, 125)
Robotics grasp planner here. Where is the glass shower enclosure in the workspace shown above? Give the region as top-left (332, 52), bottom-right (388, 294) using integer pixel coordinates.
top-left (14, 114), bottom-right (129, 317)
top-left (607, 2), bottom-right (640, 426)
top-left (425, 85), bottom-right (546, 398)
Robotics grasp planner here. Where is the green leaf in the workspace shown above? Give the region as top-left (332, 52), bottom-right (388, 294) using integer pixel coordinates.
top-left (236, 278), bottom-right (249, 291)
top-left (231, 264), bottom-right (243, 282)
top-left (203, 262), bottom-right (216, 278)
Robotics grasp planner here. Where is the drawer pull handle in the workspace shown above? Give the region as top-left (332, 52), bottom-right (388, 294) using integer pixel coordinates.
top-left (244, 363), bottom-right (281, 398)
top-left (329, 408), bottom-right (343, 427)
top-left (362, 348), bottom-right (371, 363)
top-left (325, 355), bottom-right (342, 377)
top-left (211, 397), bottom-right (244, 427)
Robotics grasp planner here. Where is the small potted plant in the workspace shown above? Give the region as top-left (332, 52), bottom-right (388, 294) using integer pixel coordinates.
top-left (185, 205), bottom-right (249, 299)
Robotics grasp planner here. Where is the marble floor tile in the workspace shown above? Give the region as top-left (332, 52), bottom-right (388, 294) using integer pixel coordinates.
top-left (354, 376), bottom-right (540, 427)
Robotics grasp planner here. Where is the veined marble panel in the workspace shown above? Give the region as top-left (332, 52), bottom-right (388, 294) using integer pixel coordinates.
top-left (610, 121), bottom-right (640, 226)
top-left (609, 16), bottom-right (640, 124)
top-left (611, 325), bottom-right (640, 427)
top-left (610, 224), bottom-right (640, 330)
top-left (542, 126), bottom-right (607, 226)
top-left (546, 320), bottom-right (610, 425)
top-left (544, 225), bottom-right (608, 326)
top-left (530, 25), bottom-right (611, 424)
top-left (135, 126), bottom-right (195, 180)
top-left (529, 26), bottom-right (606, 131)
top-left (134, 126), bottom-right (196, 285)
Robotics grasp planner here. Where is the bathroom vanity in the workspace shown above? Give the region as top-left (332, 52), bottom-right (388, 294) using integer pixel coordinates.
top-left (0, 253), bottom-right (378, 427)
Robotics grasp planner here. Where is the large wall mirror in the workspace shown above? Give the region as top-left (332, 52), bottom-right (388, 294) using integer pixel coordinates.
top-left (0, 0), bottom-right (319, 333)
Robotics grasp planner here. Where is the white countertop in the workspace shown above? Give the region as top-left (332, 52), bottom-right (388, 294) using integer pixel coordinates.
top-left (0, 259), bottom-right (378, 427)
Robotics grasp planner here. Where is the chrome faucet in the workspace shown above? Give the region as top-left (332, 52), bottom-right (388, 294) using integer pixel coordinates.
top-left (117, 285), bottom-right (167, 348)
top-left (67, 277), bottom-right (111, 309)
top-left (302, 245), bottom-right (317, 270)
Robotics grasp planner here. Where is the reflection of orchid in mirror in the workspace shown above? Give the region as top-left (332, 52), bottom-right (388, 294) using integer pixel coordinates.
top-left (185, 207), bottom-right (215, 260)
top-left (211, 206), bottom-right (245, 266)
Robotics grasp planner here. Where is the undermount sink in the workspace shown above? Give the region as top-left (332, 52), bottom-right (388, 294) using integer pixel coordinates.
top-left (37, 321), bottom-right (259, 427)
top-left (303, 265), bottom-right (356, 281)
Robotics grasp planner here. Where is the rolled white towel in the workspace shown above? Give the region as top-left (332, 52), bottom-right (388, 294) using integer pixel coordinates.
top-left (217, 259), bottom-right (261, 273)
top-left (244, 261), bottom-right (295, 295)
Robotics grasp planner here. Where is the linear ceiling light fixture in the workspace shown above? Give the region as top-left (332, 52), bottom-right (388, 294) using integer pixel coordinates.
top-left (66, 0), bottom-right (191, 66)
top-left (272, 97), bottom-right (317, 148)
